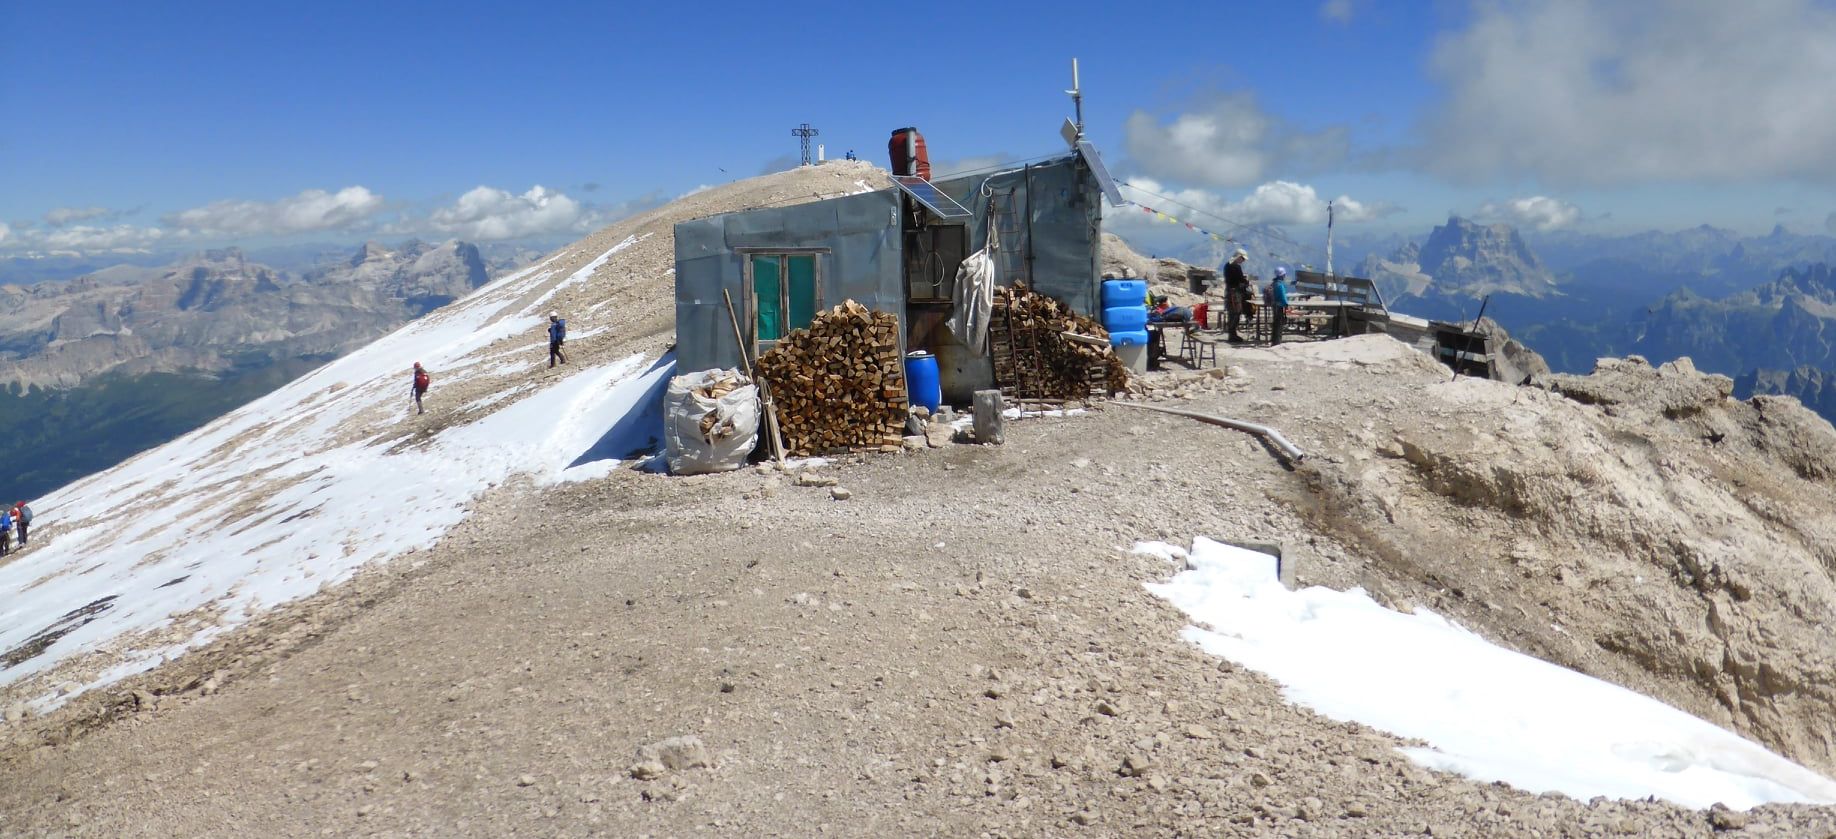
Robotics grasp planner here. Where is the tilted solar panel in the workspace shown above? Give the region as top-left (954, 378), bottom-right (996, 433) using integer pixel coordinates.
top-left (891, 175), bottom-right (973, 219)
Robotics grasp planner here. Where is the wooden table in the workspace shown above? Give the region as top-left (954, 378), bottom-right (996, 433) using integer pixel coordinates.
top-left (1286, 299), bottom-right (1357, 337)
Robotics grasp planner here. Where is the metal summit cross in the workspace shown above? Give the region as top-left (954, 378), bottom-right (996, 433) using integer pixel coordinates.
top-left (792, 123), bottom-right (820, 166)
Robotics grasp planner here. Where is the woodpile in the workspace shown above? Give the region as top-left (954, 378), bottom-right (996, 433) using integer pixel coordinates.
top-left (991, 282), bottom-right (1129, 400)
top-left (690, 370), bottom-right (750, 438)
top-left (756, 300), bottom-right (908, 456)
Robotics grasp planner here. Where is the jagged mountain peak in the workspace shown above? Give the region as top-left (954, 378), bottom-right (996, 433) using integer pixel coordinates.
top-left (1359, 216), bottom-right (1557, 301)
top-left (351, 240), bottom-right (392, 266)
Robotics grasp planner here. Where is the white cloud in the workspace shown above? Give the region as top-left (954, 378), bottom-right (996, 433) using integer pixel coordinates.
top-left (43, 206), bottom-right (114, 227)
top-left (1223, 181), bottom-right (1390, 226)
top-left (1827, 212), bottom-right (1836, 236)
top-left (1124, 94), bottom-right (1349, 189)
top-left (33, 224), bottom-right (169, 252)
top-left (164, 186), bottom-right (385, 236)
top-left (1475, 196), bottom-right (1583, 232)
top-left (1320, 0), bottom-right (1357, 24)
top-left (1108, 177), bottom-right (1393, 249)
top-left (1422, 0), bottom-right (1836, 185)
top-left (0, 222), bottom-right (9, 245)
top-left (427, 185), bottom-right (589, 241)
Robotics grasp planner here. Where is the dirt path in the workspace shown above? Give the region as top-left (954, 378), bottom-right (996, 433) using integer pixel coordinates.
top-left (7, 343), bottom-right (1835, 837)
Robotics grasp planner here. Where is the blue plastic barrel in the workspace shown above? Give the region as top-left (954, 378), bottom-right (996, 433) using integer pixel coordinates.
top-left (1102, 305), bottom-right (1148, 333)
top-left (1108, 329), bottom-right (1149, 347)
top-left (1101, 279), bottom-right (1148, 309)
top-left (904, 351), bottom-right (941, 412)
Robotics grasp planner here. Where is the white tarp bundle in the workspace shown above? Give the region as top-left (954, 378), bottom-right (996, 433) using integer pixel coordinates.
top-left (949, 247), bottom-right (995, 357)
top-left (663, 369), bottom-right (759, 475)
top-left (949, 209), bottom-right (999, 358)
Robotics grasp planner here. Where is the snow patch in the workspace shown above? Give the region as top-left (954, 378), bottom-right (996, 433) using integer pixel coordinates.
top-left (0, 246), bottom-right (672, 710)
top-left (1146, 537), bottom-right (1836, 811)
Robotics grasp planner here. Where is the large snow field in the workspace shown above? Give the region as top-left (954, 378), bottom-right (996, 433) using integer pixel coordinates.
top-left (1143, 537), bottom-right (1836, 811)
top-left (0, 238), bottom-right (670, 711)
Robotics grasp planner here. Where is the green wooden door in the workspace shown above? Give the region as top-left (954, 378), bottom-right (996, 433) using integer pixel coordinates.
top-left (751, 253), bottom-right (820, 355)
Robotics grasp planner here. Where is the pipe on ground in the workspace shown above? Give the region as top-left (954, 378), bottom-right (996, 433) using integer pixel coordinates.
top-left (1109, 402), bottom-right (1306, 463)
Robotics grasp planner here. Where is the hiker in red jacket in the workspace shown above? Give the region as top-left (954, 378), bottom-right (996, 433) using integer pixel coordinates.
top-left (411, 362), bottom-right (430, 414)
top-left (12, 501), bottom-right (28, 548)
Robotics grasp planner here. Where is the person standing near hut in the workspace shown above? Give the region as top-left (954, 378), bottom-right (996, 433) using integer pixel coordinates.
top-left (1223, 248), bottom-right (1251, 344)
top-left (1267, 267), bottom-right (1291, 345)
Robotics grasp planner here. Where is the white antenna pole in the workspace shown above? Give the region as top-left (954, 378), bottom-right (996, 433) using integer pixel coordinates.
top-left (1325, 200), bottom-right (1335, 276)
top-left (1068, 58), bottom-right (1084, 137)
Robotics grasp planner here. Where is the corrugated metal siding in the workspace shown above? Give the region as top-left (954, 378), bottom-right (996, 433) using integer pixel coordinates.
top-left (673, 190), bottom-right (901, 374)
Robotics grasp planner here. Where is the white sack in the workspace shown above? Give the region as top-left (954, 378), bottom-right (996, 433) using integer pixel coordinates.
top-left (949, 246), bottom-right (995, 357)
top-left (663, 368), bottom-right (759, 475)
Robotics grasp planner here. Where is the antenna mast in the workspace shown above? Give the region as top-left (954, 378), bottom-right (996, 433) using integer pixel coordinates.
top-left (1065, 58), bottom-right (1084, 137)
top-left (791, 123), bottom-right (820, 167)
top-left (1325, 200), bottom-right (1335, 276)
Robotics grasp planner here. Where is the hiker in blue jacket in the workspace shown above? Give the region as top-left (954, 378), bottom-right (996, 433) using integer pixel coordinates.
top-left (1267, 267), bottom-right (1292, 345)
top-left (0, 507), bottom-right (13, 557)
top-left (547, 312), bottom-right (568, 368)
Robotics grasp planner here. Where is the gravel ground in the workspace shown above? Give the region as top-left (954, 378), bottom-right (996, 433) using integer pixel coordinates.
top-left (4, 339), bottom-right (1835, 837)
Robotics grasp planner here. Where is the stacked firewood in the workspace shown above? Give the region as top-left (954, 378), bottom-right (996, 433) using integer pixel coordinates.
top-left (692, 370), bottom-right (750, 438)
top-left (756, 300), bottom-right (908, 455)
top-left (992, 282), bottom-right (1130, 399)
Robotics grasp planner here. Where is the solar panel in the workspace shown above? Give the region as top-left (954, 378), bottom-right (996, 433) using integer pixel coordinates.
top-left (1074, 140), bottom-right (1127, 207)
top-left (891, 175), bottom-right (973, 219)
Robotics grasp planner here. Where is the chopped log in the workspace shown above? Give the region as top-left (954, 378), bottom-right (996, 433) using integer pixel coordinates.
top-left (990, 282), bottom-right (1129, 401)
top-left (756, 300), bottom-right (909, 457)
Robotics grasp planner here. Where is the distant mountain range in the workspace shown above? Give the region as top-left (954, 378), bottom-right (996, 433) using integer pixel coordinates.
top-left (0, 240), bottom-right (498, 497)
top-left (1332, 217), bottom-right (1836, 424)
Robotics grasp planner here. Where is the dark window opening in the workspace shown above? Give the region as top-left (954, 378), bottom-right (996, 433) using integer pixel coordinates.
top-left (904, 225), bottom-right (968, 303)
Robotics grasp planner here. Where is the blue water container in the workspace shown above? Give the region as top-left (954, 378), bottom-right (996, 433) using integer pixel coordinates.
top-left (1108, 329), bottom-right (1149, 347)
top-left (1101, 279), bottom-right (1148, 309)
top-left (904, 351), bottom-right (941, 412)
top-left (1102, 305), bottom-right (1148, 334)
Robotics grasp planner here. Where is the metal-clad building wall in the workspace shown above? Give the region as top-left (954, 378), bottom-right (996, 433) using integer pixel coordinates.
top-left (672, 155), bottom-right (1099, 385)
top-left (931, 154), bottom-right (1101, 315)
top-left (673, 190), bottom-right (902, 374)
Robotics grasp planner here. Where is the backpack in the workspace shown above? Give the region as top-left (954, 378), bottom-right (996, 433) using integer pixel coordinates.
top-left (414, 370), bottom-right (431, 391)
top-left (17, 505), bottom-right (28, 525)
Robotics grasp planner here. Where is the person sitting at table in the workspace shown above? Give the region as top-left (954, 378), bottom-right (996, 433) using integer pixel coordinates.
top-left (1266, 267), bottom-right (1292, 345)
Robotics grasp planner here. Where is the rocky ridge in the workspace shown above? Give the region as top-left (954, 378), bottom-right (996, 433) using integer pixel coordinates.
top-left (0, 240), bottom-right (488, 391)
top-left (1739, 364), bottom-right (1836, 419)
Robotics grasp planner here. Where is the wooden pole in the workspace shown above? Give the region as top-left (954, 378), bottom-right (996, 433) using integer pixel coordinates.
top-left (722, 289), bottom-right (787, 467)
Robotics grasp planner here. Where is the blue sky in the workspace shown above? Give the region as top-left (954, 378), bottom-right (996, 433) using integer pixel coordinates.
top-left (4, 0), bottom-right (1835, 257)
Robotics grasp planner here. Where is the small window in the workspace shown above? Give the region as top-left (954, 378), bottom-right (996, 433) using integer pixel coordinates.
top-left (746, 252), bottom-right (823, 353)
